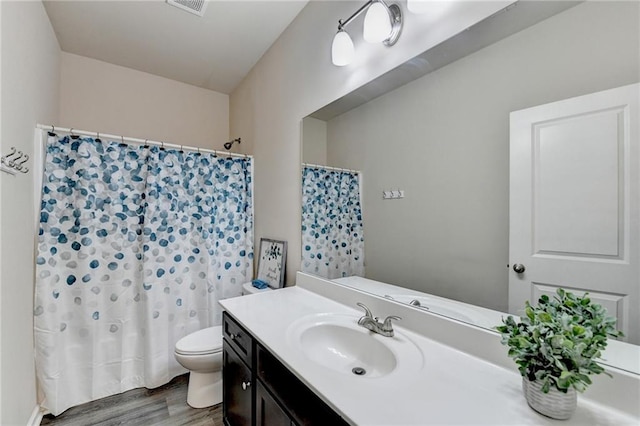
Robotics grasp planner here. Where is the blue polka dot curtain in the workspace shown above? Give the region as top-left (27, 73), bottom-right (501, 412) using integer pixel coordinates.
top-left (301, 167), bottom-right (364, 279)
top-left (34, 134), bottom-right (253, 415)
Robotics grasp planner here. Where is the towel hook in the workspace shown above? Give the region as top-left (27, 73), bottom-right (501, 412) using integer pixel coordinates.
top-left (15, 154), bottom-right (29, 167)
top-left (3, 147), bottom-right (17, 161)
top-left (14, 154), bottom-right (29, 173)
top-left (8, 151), bottom-right (23, 167)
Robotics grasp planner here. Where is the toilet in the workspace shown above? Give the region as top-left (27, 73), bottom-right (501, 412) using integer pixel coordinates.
top-left (174, 282), bottom-right (273, 408)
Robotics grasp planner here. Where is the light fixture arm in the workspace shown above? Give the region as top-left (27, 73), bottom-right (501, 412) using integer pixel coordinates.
top-left (337, 0), bottom-right (374, 31)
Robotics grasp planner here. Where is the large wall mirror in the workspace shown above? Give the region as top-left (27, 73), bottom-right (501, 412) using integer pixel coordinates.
top-left (300, 1), bottom-right (640, 373)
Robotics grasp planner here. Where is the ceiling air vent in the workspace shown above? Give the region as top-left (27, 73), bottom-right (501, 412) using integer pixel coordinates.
top-left (166, 0), bottom-right (208, 17)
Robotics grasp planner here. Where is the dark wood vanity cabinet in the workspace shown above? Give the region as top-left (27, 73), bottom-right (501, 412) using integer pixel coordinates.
top-left (222, 312), bottom-right (350, 426)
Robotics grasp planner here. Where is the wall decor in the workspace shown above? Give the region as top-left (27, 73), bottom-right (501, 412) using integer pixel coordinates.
top-left (257, 238), bottom-right (287, 288)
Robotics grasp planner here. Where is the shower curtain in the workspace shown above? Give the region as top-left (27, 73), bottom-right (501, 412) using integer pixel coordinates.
top-left (301, 166), bottom-right (364, 279)
top-left (34, 133), bottom-right (253, 415)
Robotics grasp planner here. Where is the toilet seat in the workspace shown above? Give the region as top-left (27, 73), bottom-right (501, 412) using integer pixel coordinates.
top-left (175, 326), bottom-right (222, 356)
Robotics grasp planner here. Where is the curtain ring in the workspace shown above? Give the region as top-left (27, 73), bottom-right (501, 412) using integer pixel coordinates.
top-left (121, 135), bottom-right (124, 144)
top-left (51, 125), bottom-right (54, 133)
top-left (70, 128), bottom-right (74, 136)
top-left (96, 131), bottom-right (100, 140)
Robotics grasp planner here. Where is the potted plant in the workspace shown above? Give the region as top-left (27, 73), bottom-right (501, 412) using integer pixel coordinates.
top-left (496, 288), bottom-right (622, 420)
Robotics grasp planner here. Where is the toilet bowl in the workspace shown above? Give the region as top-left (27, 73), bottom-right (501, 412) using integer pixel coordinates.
top-left (175, 282), bottom-right (274, 408)
top-left (174, 325), bottom-right (223, 408)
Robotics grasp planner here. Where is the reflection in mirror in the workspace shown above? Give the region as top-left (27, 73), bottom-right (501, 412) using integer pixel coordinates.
top-left (301, 163), bottom-right (364, 278)
top-left (300, 1), bottom-right (640, 373)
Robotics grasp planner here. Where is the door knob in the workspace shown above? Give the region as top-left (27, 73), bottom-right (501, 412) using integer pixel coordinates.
top-left (241, 381), bottom-right (251, 390)
top-left (512, 264), bottom-right (526, 274)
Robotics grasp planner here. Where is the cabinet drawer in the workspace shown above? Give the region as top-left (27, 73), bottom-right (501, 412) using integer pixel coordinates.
top-left (223, 312), bottom-right (252, 366)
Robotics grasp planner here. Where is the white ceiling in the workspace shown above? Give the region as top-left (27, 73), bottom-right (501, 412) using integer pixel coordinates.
top-left (43, 0), bottom-right (309, 94)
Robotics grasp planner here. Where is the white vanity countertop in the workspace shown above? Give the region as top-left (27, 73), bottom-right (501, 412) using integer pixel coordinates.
top-left (219, 286), bottom-right (638, 426)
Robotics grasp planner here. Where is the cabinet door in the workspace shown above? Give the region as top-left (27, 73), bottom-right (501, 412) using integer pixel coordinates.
top-left (256, 381), bottom-right (292, 426)
top-left (223, 343), bottom-right (253, 426)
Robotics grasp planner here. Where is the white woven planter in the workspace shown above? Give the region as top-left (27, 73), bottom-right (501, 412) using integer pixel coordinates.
top-left (522, 378), bottom-right (577, 420)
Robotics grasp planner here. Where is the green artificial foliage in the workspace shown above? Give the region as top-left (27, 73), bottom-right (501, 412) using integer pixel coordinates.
top-left (496, 288), bottom-right (622, 394)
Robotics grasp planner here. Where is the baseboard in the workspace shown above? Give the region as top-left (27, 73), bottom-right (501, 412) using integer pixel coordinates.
top-left (26, 405), bottom-right (46, 426)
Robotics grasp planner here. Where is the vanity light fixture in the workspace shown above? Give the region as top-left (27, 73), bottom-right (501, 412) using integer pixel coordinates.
top-left (331, 0), bottom-right (403, 66)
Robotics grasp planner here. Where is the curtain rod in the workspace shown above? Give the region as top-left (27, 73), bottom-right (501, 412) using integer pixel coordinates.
top-left (303, 162), bottom-right (360, 174)
top-left (37, 124), bottom-right (251, 159)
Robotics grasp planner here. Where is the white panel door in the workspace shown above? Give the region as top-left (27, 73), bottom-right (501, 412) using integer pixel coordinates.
top-left (509, 83), bottom-right (639, 344)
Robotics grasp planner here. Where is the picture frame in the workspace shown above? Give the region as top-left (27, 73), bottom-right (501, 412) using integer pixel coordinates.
top-left (256, 238), bottom-right (287, 289)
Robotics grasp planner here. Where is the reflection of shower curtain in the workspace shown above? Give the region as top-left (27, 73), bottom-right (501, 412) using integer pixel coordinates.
top-left (34, 134), bottom-right (253, 415)
top-left (301, 166), bottom-right (364, 279)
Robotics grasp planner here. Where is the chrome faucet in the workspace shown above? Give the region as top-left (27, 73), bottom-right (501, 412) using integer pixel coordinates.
top-left (356, 302), bottom-right (401, 337)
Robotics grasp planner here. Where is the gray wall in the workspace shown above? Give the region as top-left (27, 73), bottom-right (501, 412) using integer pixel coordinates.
top-left (1, 1), bottom-right (60, 423)
top-left (324, 1), bottom-right (640, 312)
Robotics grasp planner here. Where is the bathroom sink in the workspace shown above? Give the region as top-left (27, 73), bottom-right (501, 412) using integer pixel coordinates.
top-left (286, 313), bottom-right (423, 379)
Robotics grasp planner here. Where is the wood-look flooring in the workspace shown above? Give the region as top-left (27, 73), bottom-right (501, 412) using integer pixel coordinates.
top-left (40, 374), bottom-right (223, 426)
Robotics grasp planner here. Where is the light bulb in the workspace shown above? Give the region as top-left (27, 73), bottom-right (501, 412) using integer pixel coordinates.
top-left (363, 1), bottom-right (392, 43)
top-left (331, 30), bottom-right (355, 66)
top-left (407, 0), bottom-right (430, 14)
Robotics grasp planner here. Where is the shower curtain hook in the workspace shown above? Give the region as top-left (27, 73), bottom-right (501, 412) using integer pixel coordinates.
top-left (121, 135), bottom-right (124, 144)
top-left (51, 125), bottom-right (54, 133)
